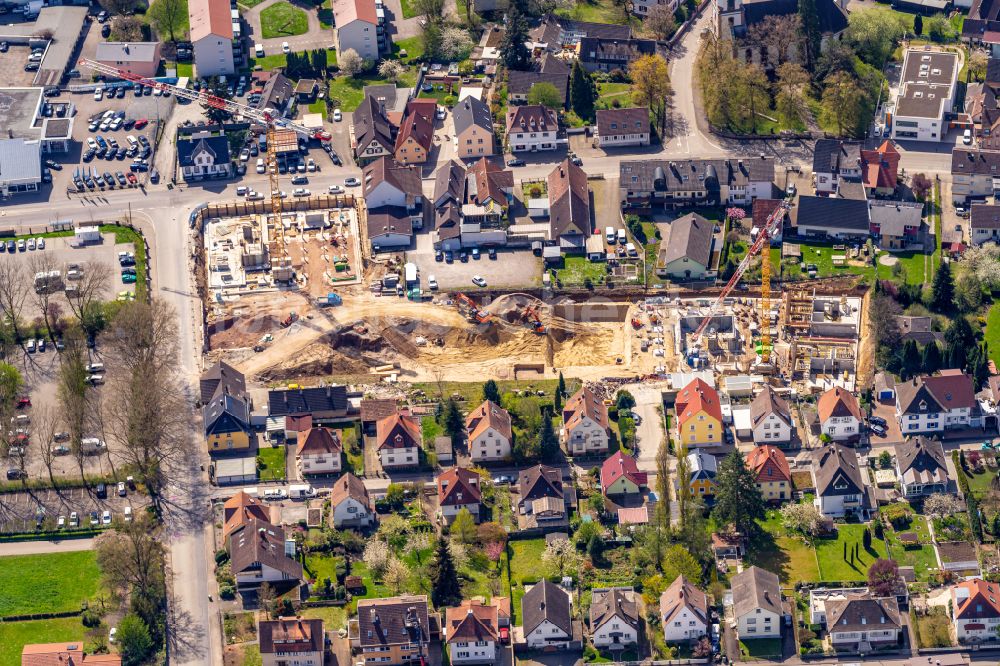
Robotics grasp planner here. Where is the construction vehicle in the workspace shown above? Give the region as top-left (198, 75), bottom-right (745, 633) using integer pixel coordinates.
top-left (280, 312), bottom-right (299, 327)
top-left (77, 59), bottom-right (332, 284)
top-left (524, 305), bottom-right (545, 334)
top-left (689, 201), bottom-right (790, 365)
top-left (454, 293), bottom-right (492, 324)
top-left (317, 293), bottom-right (342, 307)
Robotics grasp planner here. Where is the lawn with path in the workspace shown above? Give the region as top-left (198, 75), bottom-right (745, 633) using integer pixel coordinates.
top-left (815, 524), bottom-right (887, 582)
top-left (260, 2), bottom-right (309, 39)
top-left (0, 551), bottom-right (100, 617)
top-left (256, 445), bottom-right (286, 481)
top-left (0, 618), bottom-right (88, 666)
top-left (554, 0), bottom-right (634, 25)
top-left (884, 516), bottom-right (938, 581)
top-left (503, 538), bottom-right (555, 622)
top-left (596, 82), bottom-right (633, 110)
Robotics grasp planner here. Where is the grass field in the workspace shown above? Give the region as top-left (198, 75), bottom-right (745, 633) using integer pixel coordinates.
top-left (503, 538), bottom-right (555, 622)
top-left (0, 618), bottom-right (87, 666)
top-left (327, 70), bottom-right (418, 111)
top-left (751, 513), bottom-right (821, 584)
top-left (815, 524), bottom-right (888, 582)
top-left (300, 604), bottom-right (348, 631)
top-left (0, 551), bottom-right (100, 617)
top-left (408, 378), bottom-right (578, 405)
top-left (596, 82), bottom-right (633, 111)
top-left (739, 638), bottom-right (782, 659)
top-left (775, 241), bottom-right (878, 282)
top-left (308, 100), bottom-right (327, 114)
top-left (175, 62), bottom-right (194, 78)
top-left (555, 0), bottom-right (633, 25)
top-left (556, 255), bottom-right (609, 287)
top-left (256, 445), bottom-right (286, 481)
top-left (391, 37), bottom-right (425, 63)
top-left (399, 0), bottom-right (417, 18)
top-left (987, 302), bottom-right (1000, 369)
top-left (260, 2), bottom-right (309, 38)
top-left (884, 516), bottom-right (938, 581)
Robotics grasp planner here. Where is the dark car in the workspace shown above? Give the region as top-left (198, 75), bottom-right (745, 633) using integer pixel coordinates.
top-left (488, 247), bottom-right (497, 260)
top-left (149, 168), bottom-right (159, 183)
top-left (95, 483), bottom-right (107, 499)
top-left (83, 148), bottom-right (96, 162)
top-left (0, 41), bottom-right (8, 53)
top-left (101, 23), bottom-right (110, 37)
top-left (6, 469), bottom-right (26, 481)
top-left (507, 158), bottom-right (525, 167)
top-left (123, 118), bottom-right (135, 130)
top-left (435, 250), bottom-right (443, 262)
top-left (116, 172), bottom-right (127, 186)
top-left (44, 160), bottom-right (62, 171)
top-left (24, 62), bottom-right (39, 72)
top-left (445, 250), bottom-right (454, 263)
top-left (43, 86), bottom-right (59, 97)
top-left (869, 415), bottom-right (887, 428)
top-left (6, 240), bottom-right (16, 252)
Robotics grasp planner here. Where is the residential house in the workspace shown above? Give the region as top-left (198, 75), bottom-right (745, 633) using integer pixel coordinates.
top-left (600, 450), bottom-right (647, 497)
top-left (200, 360), bottom-right (246, 404)
top-left (860, 141), bottom-right (901, 196)
top-left (204, 393), bottom-right (251, 455)
top-left (95, 42), bottom-right (162, 78)
top-left (227, 518), bottom-right (303, 590)
top-left (453, 96), bottom-right (495, 159)
top-left (657, 212), bottom-right (715, 280)
top-left (894, 316), bottom-right (943, 345)
top-left (362, 157), bottom-right (424, 225)
top-left (895, 370), bottom-right (979, 434)
top-left (577, 37), bottom-right (658, 73)
top-left (891, 50), bottom-right (958, 142)
top-left (595, 108), bottom-right (651, 148)
top-left (507, 68), bottom-right (569, 107)
top-left (562, 386), bottom-right (610, 455)
top-left (547, 159), bottom-right (592, 253)
top-left (675, 378), bottom-right (724, 447)
top-left (465, 400), bottom-right (513, 462)
top-left (869, 200), bottom-right (923, 250)
top-left (750, 386), bottom-right (793, 445)
top-left (812, 139), bottom-right (863, 195)
top-left (332, 0), bottom-right (379, 61)
top-left (20, 644), bottom-right (121, 665)
top-left (529, 15), bottom-right (632, 50)
top-left (437, 467), bottom-right (482, 524)
top-left (521, 579), bottom-right (574, 650)
top-left (223, 490), bottom-right (272, 539)
top-left (352, 95), bottom-right (396, 164)
top-left (818, 386), bottom-right (862, 441)
top-left (952, 578), bottom-right (1000, 643)
top-left (684, 450), bottom-right (718, 500)
top-left (813, 443), bottom-right (871, 518)
top-left (329, 472), bottom-right (376, 529)
top-left (368, 206), bottom-right (414, 251)
top-left (732, 566), bottom-right (782, 639)
top-left (376, 410), bottom-right (421, 470)
top-left (715, 0), bottom-right (847, 68)
top-left (189, 0), bottom-right (235, 76)
top-left (894, 436), bottom-right (949, 498)
top-left (394, 109), bottom-right (433, 165)
top-left (506, 105), bottom-right (560, 153)
top-left (283, 415), bottom-right (312, 443)
top-left (254, 73), bottom-right (294, 118)
top-left (619, 157), bottom-right (774, 210)
top-left (352, 596), bottom-right (434, 665)
top-left (590, 587), bottom-right (640, 649)
top-left (951, 148), bottom-right (1000, 203)
top-left (296, 427), bottom-right (343, 476)
top-left (825, 594), bottom-right (901, 651)
top-left (259, 617), bottom-right (324, 666)
top-left (793, 196), bottom-right (870, 240)
top-left (466, 157), bottom-right (514, 219)
top-left (177, 133), bottom-right (232, 182)
top-left (267, 385), bottom-right (350, 421)
top-left (746, 445), bottom-right (791, 502)
top-left (516, 464), bottom-right (568, 531)
top-left (361, 398), bottom-right (398, 436)
top-left (445, 599), bottom-right (502, 664)
top-left (659, 575), bottom-right (709, 643)
top-left (294, 79), bottom-right (319, 102)
top-left (970, 203), bottom-right (1000, 245)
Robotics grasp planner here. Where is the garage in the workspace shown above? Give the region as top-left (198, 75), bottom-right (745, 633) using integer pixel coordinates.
top-left (213, 455), bottom-right (258, 485)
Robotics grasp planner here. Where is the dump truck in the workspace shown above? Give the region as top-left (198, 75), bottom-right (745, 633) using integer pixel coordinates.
top-left (317, 293), bottom-right (342, 307)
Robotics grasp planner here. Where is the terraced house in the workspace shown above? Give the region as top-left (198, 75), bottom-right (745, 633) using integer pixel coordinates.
top-left (352, 596), bottom-right (436, 665)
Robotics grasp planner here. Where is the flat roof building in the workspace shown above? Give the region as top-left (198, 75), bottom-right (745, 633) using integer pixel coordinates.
top-left (891, 49), bottom-right (959, 142)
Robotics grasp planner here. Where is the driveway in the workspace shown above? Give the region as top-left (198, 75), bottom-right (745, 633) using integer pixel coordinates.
top-left (244, 0), bottom-right (333, 55)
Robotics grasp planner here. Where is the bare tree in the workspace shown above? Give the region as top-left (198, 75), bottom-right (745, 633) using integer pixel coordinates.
top-left (64, 262), bottom-right (111, 337)
top-left (0, 262), bottom-right (29, 346)
top-left (97, 0), bottom-right (138, 18)
top-left (747, 14), bottom-right (803, 68)
top-left (57, 330), bottom-right (94, 485)
top-left (28, 253), bottom-right (61, 342)
top-left (95, 512), bottom-right (167, 598)
top-left (32, 404), bottom-right (61, 490)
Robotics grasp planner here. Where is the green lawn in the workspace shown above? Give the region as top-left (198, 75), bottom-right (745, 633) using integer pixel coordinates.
top-left (556, 255), bottom-right (609, 287)
top-left (751, 513), bottom-right (821, 584)
top-left (739, 638), bottom-right (783, 660)
top-left (884, 516), bottom-right (938, 581)
top-left (0, 618), bottom-right (88, 666)
top-left (408, 378), bottom-right (576, 405)
top-left (318, 0), bottom-right (333, 28)
top-left (327, 71), bottom-right (416, 112)
top-left (986, 302), bottom-right (1000, 369)
top-left (256, 445), bottom-right (286, 481)
top-left (554, 0), bottom-right (633, 25)
top-left (775, 240), bottom-right (879, 282)
top-left (175, 62), bottom-right (194, 78)
top-left (399, 0), bottom-right (417, 18)
top-left (250, 48), bottom-right (337, 72)
top-left (300, 604), bottom-right (348, 632)
top-left (308, 99), bottom-right (327, 114)
top-left (0, 551), bottom-right (100, 617)
top-left (260, 2), bottom-right (309, 38)
top-left (965, 468), bottom-right (998, 498)
top-left (342, 426), bottom-right (363, 475)
top-left (304, 553), bottom-right (343, 586)
top-left (596, 82), bottom-right (633, 111)
top-left (418, 85), bottom-right (459, 106)
top-left (815, 524), bottom-right (888, 582)
top-left (391, 37), bottom-right (425, 63)
top-left (503, 538), bottom-right (555, 622)
top-left (101, 224), bottom-right (148, 301)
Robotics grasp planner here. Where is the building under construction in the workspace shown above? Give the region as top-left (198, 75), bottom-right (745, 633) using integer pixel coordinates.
top-left (781, 291), bottom-right (862, 392)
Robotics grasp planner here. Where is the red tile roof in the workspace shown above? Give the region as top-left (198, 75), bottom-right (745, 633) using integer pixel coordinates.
top-left (331, 0), bottom-right (377, 26)
top-left (676, 378), bottom-right (722, 424)
top-left (954, 579), bottom-right (1000, 619)
top-left (600, 450), bottom-right (647, 493)
top-left (376, 411), bottom-right (421, 450)
top-left (745, 445), bottom-right (791, 484)
top-left (437, 467), bottom-right (482, 506)
top-left (466, 400), bottom-right (513, 442)
top-left (860, 140), bottom-right (900, 190)
top-left (297, 427), bottom-right (343, 456)
top-left (395, 110), bottom-right (433, 153)
top-left (189, 0), bottom-right (233, 42)
top-left (817, 386), bottom-right (862, 422)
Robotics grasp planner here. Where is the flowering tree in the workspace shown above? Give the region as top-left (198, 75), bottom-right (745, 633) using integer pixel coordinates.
top-left (384, 558), bottom-right (411, 594)
top-left (484, 541), bottom-right (505, 569)
top-left (924, 493), bottom-right (964, 519)
top-left (780, 502), bottom-right (824, 539)
top-left (726, 207), bottom-right (747, 221)
top-left (363, 539), bottom-right (391, 580)
top-left (960, 244), bottom-right (1000, 289)
top-left (542, 537), bottom-right (580, 577)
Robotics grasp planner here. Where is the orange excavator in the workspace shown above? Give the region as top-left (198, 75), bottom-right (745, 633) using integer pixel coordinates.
top-left (454, 293), bottom-right (492, 324)
top-left (524, 305), bottom-right (546, 334)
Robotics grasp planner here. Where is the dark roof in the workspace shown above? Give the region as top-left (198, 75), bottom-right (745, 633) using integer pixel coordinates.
top-left (547, 159), bottom-right (590, 239)
top-left (814, 443), bottom-right (864, 497)
top-left (522, 579), bottom-right (572, 636)
top-left (257, 73), bottom-right (294, 113)
top-left (507, 70), bottom-right (569, 104)
top-left (357, 596), bottom-right (431, 648)
top-left (361, 398), bottom-right (398, 423)
top-left (794, 195), bottom-right (870, 232)
top-left (590, 588), bottom-right (639, 632)
top-left (297, 427), bottom-right (342, 456)
top-left (826, 595), bottom-right (900, 632)
top-left (952, 148), bottom-right (1000, 176)
top-left (988, 58), bottom-right (1000, 85)
top-left (971, 203), bottom-right (1000, 230)
top-left (812, 139), bottom-right (862, 174)
top-left (750, 385), bottom-right (792, 427)
top-left (596, 107), bottom-right (649, 139)
top-left (896, 371), bottom-right (976, 415)
top-left (742, 0), bottom-right (847, 33)
top-left (203, 393), bottom-right (249, 436)
top-left (663, 212), bottom-right (713, 267)
top-left (518, 464), bottom-right (564, 503)
top-left (437, 466), bottom-right (482, 506)
top-left (368, 206), bottom-right (414, 240)
top-left (506, 104), bottom-right (560, 134)
top-left (353, 95), bottom-right (396, 154)
top-left (227, 518), bottom-right (303, 579)
top-left (433, 159), bottom-right (467, 209)
top-left (363, 156), bottom-right (422, 200)
top-left (177, 135), bottom-right (230, 167)
top-left (620, 157), bottom-right (775, 193)
top-left (578, 37), bottom-right (657, 66)
top-left (894, 436), bottom-right (948, 481)
top-left (452, 95), bottom-right (493, 135)
top-left (330, 471), bottom-right (371, 509)
top-left (732, 566), bottom-right (782, 618)
top-left (259, 617), bottom-right (323, 655)
top-left (530, 14), bottom-right (631, 46)
top-left (435, 204), bottom-right (462, 240)
top-left (267, 385), bottom-right (348, 417)
top-left (200, 360), bottom-right (246, 403)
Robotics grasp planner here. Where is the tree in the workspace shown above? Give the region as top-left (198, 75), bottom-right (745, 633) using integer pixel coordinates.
top-left (960, 243), bottom-right (1000, 289)
top-left (644, 3), bottom-right (677, 40)
top-left (542, 537), bottom-right (580, 576)
top-left (868, 558), bottom-right (901, 597)
top-left (440, 26), bottom-right (474, 61)
top-left (363, 539), bottom-right (392, 579)
top-left (557, 372), bottom-right (566, 401)
top-left (956, 273), bottom-right (984, 313)
top-left (913, 13), bottom-right (923, 35)
top-left (148, 0), bottom-right (188, 42)
top-left (615, 390), bottom-right (636, 412)
top-left (340, 48), bottom-right (365, 75)
top-left (443, 399), bottom-right (465, 443)
top-left (924, 492), bottom-right (964, 518)
top-left (676, 442), bottom-right (693, 532)
top-left (900, 339), bottom-right (921, 379)
top-left (747, 14), bottom-right (803, 68)
top-left (926, 13), bottom-right (955, 42)
top-left (500, 6), bottom-right (531, 71)
top-left (713, 450), bottom-right (766, 537)
top-left (630, 54), bottom-right (672, 138)
top-left (775, 62), bottom-right (809, 127)
top-left (780, 502), bottom-right (824, 539)
top-left (741, 64), bottom-right (771, 134)
top-left (539, 412), bottom-right (558, 461)
top-left (798, 0), bottom-right (822, 68)
top-left (0, 363), bottom-right (23, 409)
top-left (378, 58), bottom-right (405, 82)
top-left (969, 50), bottom-right (989, 81)
top-left (413, 0), bottom-right (445, 23)
top-left (117, 613), bottom-right (154, 666)
top-left (384, 558), bottom-right (411, 594)
top-left (430, 538), bottom-right (462, 607)
top-left (878, 450), bottom-right (892, 469)
top-left (821, 71), bottom-right (864, 136)
top-left (482, 380), bottom-right (501, 405)
top-left (969, 493), bottom-right (984, 542)
top-left (910, 173), bottom-right (932, 200)
top-left (921, 342), bottom-right (942, 374)
top-left (450, 508), bottom-right (477, 543)
top-left (846, 7), bottom-right (904, 65)
top-left (527, 82), bottom-right (562, 108)
top-left (383, 483), bottom-right (406, 508)
top-left (931, 261), bottom-right (954, 312)
top-left (111, 15), bottom-right (144, 41)
top-left (587, 533), bottom-right (605, 563)
top-left (98, 0), bottom-right (137, 17)
top-left (569, 60), bottom-right (596, 122)
top-left (654, 438), bottom-right (671, 535)
top-left (661, 544), bottom-right (702, 583)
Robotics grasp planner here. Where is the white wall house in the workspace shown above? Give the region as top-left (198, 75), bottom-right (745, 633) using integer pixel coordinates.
top-left (732, 567), bottom-right (782, 640)
top-left (466, 400), bottom-right (513, 462)
top-left (331, 495), bottom-right (373, 528)
top-left (332, 0), bottom-right (379, 62)
top-left (953, 580), bottom-right (1000, 643)
top-left (895, 372), bottom-right (978, 435)
top-left (813, 444), bottom-right (870, 519)
top-left (890, 50), bottom-right (958, 142)
top-left (659, 576), bottom-right (709, 643)
top-left (750, 387), bottom-right (793, 445)
top-left (522, 580), bottom-right (573, 651)
top-left (189, 0), bottom-right (235, 77)
top-left (506, 105), bottom-right (559, 153)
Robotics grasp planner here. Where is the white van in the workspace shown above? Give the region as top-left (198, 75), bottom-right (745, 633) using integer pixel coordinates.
top-left (255, 43), bottom-right (264, 57)
top-left (86, 362), bottom-right (104, 373)
top-left (626, 242), bottom-right (638, 257)
top-left (288, 484), bottom-right (315, 499)
top-left (605, 226), bottom-right (615, 244)
top-left (263, 488), bottom-right (287, 501)
top-left (617, 228), bottom-right (627, 245)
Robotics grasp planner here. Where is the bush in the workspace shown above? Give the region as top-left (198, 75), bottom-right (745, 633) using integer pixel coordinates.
top-left (215, 549), bottom-right (230, 565)
top-left (219, 583), bottom-right (236, 599)
top-left (81, 609), bottom-right (101, 627)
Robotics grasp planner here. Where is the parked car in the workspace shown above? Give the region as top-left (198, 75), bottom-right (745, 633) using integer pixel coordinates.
top-left (333, 108), bottom-right (342, 122)
top-left (507, 158), bottom-right (525, 167)
top-left (344, 177), bottom-right (360, 186)
top-left (472, 275), bottom-right (487, 287)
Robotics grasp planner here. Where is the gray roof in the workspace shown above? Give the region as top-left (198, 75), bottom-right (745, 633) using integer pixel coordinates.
top-left (368, 206), bottom-right (414, 239)
top-left (523, 579), bottom-right (572, 636)
top-left (507, 70), bottom-right (569, 104)
top-left (813, 443), bottom-right (864, 497)
top-left (663, 212), bottom-right (713, 268)
top-left (812, 139), bottom-right (862, 175)
top-left (95, 41), bottom-right (160, 62)
top-left (826, 594), bottom-right (900, 632)
top-left (364, 157), bottom-right (422, 200)
top-left (433, 159), bottom-right (466, 208)
top-left (353, 95), bottom-right (396, 154)
top-left (620, 157), bottom-right (775, 193)
top-left (356, 596), bottom-right (431, 648)
top-left (795, 195), bottom-right (870, 233)
top-left (971, 203), bottom-right (1000, 229)
top-left (750, 385), bottom-right (792, 427)
top-left (227, 518), bottom-right (303, 579)
top-left (952, 148), bottom-right (1000, 176)
top-left (590, 588), bottom-right (639, 632)
top-left (200, 360), bottom-right (247, 403)
top-left (894, 436), bottom-right (948, 487)
top-left (868, 200), bottom-right (923, 236)
top-left (732, 566), bottom-right (781, 619)
top-left (901, 49), bottom-right (958, 87)
top-left (452, 95), bottom-right (493, 136)
top-left (0, 138), bottom-right (41, 184)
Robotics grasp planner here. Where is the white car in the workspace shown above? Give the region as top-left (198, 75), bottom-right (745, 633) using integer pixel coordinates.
top-left (472, 275), bottom-right (487, 287)
top-left (292, 188), bottom-right (310, 197)
top-left (328, 184), bottom-right (343, 194)
top-left (101, 510), bottom-right (112, 525)
top-left (69, 511), bottom-right (79, 527)
top-left (37, 238), bottom-right (45, 250)
top-left (126, 134), bottom-right (138, 147)
top-left (27, 238), bottom-right (35, 251)
top-left (282, 41), bottom-right (290, 53)
top-left (333, 108), bottom-right (342, 122)
top-left (109, 627), bottom-right (117, 643)
top-left (427, 275), bottom-right (438, 290)
top-left (93, 88), bottom-right (103, 101)
top-left (256, 157), bottom-right (265, 174)
top-left (964, 128), bottom-right (973, 145)
top-left (124, 505), bottom-right (133, 521)
top-left (57, 515), bottom-right (65, 528)
top-left (344, 177), bottom-right (360, 187)
top-left (87, 137), bottom-right (98, 149)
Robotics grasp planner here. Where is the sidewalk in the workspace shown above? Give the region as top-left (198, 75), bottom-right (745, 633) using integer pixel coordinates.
top-left (0, 536), bottom-right (95, 556)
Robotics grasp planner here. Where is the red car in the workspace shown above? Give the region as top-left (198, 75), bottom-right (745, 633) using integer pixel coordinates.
top-left (16, 396), bottom-right (31, 408)
top-left (134, 118), bottom-right (149, 130)
top-left (126, 172), bottom-right (137, 184)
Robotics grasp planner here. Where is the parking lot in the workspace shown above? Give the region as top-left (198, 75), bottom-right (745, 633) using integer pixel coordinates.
top-left (0, 44), bottom-right (44, 87)
top-left (0, 486), bottom-right (148, 533)
top-left (405, 231), bottom-right (543, 290)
